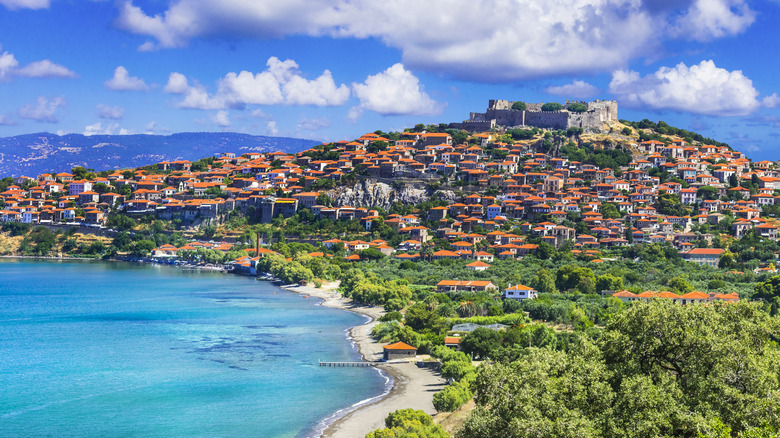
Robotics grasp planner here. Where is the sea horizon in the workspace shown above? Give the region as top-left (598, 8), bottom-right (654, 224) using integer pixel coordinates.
top-left (0, 258), bottom-right (387, 438)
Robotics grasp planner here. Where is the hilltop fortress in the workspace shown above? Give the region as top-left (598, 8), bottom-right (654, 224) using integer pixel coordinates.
top-left (449, 99), bottom-right (618, 132)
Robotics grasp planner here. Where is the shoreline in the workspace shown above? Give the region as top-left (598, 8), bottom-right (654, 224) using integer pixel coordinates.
top-left (283, 283), bottom-right (446, 438)
top-left (0, 255), bottom-right (230, 272)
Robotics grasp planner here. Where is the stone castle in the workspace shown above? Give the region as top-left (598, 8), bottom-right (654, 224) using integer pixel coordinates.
top-left (449, 99), bottom-right (618, 132)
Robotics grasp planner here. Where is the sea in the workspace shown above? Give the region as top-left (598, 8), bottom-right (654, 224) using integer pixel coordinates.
top-left (0, 259), bottom-right (388, 437)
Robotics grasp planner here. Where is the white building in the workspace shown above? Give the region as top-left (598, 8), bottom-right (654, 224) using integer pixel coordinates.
top-left (503, 284), bottom-right (538, 301)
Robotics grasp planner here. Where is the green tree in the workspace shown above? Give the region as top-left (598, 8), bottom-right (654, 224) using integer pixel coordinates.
top-left (754, 275), bottom-right (780, 315)
top-left (461, 327), bottom-right (502, 360)
top-left (107, 214), bottom-right (135, 231)
top-left (541, 102), bottom-right (563, 112)
top-left (600, 202), bottom-right (621, 219)
top-left (359, 247), bottom-right (386, 261)
top-left (531, 268), bottom-right (557, 294)
top-left (596, 274), bottom-right (624, 292)
top-left (19, 226), bottom-right (56, 256)
top-left (461, 301), bottom-right (780, 438)
top-left (131, 239), bottom-right (156, 256)
top-left (567, 102), bottom-right (588, 113)
top-left (511, 101), bottom-right (527, 111)
top-left (656, 191), bottom-right (688, 217)
top-left (697, 185), bottom-right (719, 200)
top-left (92, 182), bottom-right (110, 194)
top-left (112, 231), bottom-right (132, 250)
top-left (667, 276), bottom-right (693, 294)
top-left (366, 409), bottom-right (448, 438)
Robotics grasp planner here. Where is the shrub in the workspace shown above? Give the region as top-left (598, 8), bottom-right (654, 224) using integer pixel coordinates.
top-left (511, 101), bottom-right (526, 111)
top-left (541, 102), bottom-right (563, 112)
top-left (379, 311), bottom-right (403, 322)
top-left (433, 377), bottom-right (474, 412)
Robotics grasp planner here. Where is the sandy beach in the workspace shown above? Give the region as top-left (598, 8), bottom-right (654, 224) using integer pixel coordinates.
top-left (283, 282), bottom-right (446, 438)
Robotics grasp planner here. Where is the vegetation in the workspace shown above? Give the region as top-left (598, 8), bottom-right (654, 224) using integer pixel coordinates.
top-left (541, 102), bottom-right (563, 112)
top-left (366, 409), bottom-right (448, 438)
top-left (566, 102), bottom-right (587, 113)
top-left (511, 101), bottom-right (527, 111)
top-left (460, 300), bottom-right (780, 438)
top-left (621, 119), bottom-right (729, 147)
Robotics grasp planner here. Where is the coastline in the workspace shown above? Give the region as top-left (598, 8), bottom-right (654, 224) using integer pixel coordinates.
top-left (283, 282), bottom-right (446, 438)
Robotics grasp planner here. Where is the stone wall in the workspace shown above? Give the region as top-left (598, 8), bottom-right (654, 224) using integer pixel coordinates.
top-left (524, 111), bottom-right (570, 130)
top-left (453, 99), bottom-right (618, 132)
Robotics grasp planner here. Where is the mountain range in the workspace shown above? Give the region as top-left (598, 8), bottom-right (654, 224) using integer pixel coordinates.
top-left (0, 132), bottom-right (321, 177)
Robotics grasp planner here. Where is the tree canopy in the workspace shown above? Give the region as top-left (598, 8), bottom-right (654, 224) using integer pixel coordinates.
top-left (459, 300), bottom-right (780, 438)
top-left (511, 101), bottom-right (527, 111)
top-left (567, 102), bottom-right (588, 113)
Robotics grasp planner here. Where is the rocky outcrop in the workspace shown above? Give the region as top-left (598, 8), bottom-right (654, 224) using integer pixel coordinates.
top-left (330, 180), bottom-right (430, 209)
top-left (433, 189), bottom-right (458, 204)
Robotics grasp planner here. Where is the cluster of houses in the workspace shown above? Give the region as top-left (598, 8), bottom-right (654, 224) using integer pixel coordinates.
top-left (1, 130), bottom-right (778, 274)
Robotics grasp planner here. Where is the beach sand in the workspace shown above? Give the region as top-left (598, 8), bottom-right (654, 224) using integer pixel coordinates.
top-left (283, 282), bottom-right (447, 438)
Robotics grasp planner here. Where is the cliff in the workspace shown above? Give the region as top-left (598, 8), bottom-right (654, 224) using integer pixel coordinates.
top-left (330, 180), bottom-right (457, 210)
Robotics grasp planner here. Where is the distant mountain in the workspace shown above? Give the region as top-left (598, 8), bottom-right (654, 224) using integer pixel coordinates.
top-left (0, 132), bottom-right (321, 177)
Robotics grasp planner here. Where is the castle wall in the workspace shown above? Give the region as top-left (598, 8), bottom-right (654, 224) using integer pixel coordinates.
top-left (454, 99), bottom-right (618, 132)
top-left (524, 111), bottom-right (569, 130)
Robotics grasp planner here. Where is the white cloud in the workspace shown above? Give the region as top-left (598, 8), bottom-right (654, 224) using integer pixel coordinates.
top-left (210, 110), bottom-right (230, 127)
top-left (113, 0), bottom-right (756, 81)
top-left (668, 0), bottom-right (755, 41)
top-left (266, 120), bottom-right (279, 136)
top-left (545, 80), bottom-right (599, 98)
top-left (352, 63), bottom-right (443, 116)
top-left (0, 0), bottom-right (49, 10)
top-left (164, 72), bottom-right (189, 94)
top-left (283, 70), bottom-right (349, 106)
top-left (0, 45), bottom-right (76, 81)
top-left (144, 121), bottom-right (157, 134)
top-left (96, 104), bottom-right (125, 120)
top-left (105, 66), bottom-right (149, 91)
top-left (165, 56), bottom-right (349, 110)
top-left (762, 93), bottom-right (780, 109)
top-left (18, 96), bottom-right (66, 123)
top-left (0, 113), bottom-right (16, 125)
top-left (84, 122), bottom-right (121, 136)
top-left (16, 60), bottom-right (77, 78)
top-left (609, 60), bottom-right (760, 116)
top-left (0, 49), bottom-right (19, 81)
top-left (297, 117), bottom-right (331, 131)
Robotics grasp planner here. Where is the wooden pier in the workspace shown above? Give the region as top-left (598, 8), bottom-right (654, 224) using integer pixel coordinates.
top-left (319, 360), bottom-right (378, 367)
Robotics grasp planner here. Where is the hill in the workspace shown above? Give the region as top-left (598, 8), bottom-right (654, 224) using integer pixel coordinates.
top-left (0, 132), bottom-right (320, 177)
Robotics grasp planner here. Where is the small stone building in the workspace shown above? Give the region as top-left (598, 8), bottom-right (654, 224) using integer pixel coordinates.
top-left (383, 341), bottom-right (417, 361)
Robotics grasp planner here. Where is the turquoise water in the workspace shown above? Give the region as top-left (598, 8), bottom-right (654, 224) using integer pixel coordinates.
top-left (0, 259), bottom-right (386, 437)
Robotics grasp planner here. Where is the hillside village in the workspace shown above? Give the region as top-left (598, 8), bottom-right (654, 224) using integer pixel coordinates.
top-left (6, 104), bottom-right (780, 433)
top-left (2, 106), bottom-right (779, 298)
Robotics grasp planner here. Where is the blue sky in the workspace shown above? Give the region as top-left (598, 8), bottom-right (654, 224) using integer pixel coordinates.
top-left (1, 0), bottom-right (779, 160)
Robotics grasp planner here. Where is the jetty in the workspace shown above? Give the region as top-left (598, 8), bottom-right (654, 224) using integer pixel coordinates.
top-left (319, 360), bottom-right (379, 367)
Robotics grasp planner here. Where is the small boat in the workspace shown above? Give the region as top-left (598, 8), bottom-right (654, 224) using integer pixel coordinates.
top-left (303, 295), bottom-right (310, 299)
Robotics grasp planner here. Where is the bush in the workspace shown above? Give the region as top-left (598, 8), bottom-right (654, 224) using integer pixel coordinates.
top-left (433, 379), bottom-right (472, 412)
top-left (511, 101), bottom-right (526, 111)
top-left (541, 102), bottom-right (563, 112)
top-left (384, 299), bottom-right (405, 312)
top-left (380, 311), bottom-right (404, 322)
top-left (366, 409), bottom-right (448, 438)
top-left (2, 222), bottom-right (32, 236)
top-left (567, 102), bottom-right (587, 113)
